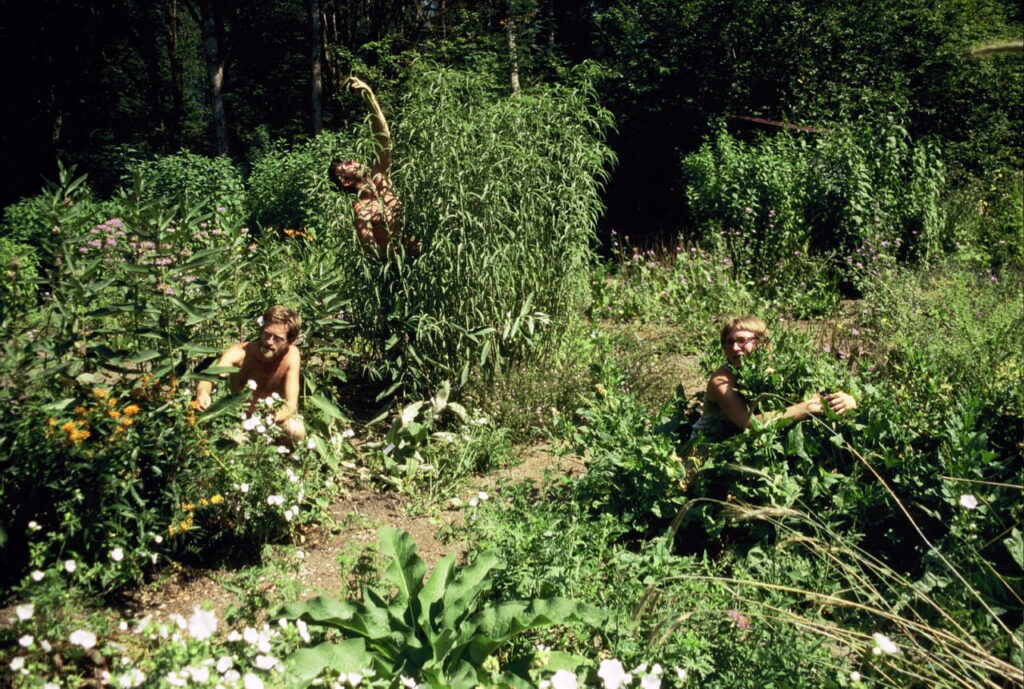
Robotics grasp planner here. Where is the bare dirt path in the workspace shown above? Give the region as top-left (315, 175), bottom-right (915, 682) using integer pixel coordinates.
top-left (122, 443), bottom-right (585, 622)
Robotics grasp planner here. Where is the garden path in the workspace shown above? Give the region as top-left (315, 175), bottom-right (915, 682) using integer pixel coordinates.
top-left (122, 444), bottom-right (585, 623)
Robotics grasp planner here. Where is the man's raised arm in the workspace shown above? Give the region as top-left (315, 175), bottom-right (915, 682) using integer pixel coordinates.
top-left (349, 75), bottom-right (392, 176)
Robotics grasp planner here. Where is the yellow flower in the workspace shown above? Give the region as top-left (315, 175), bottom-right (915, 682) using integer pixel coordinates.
top-left (119, 417), bottom-right (134, 427)
top-left (74, 405), bottom-right (88, 416)
top-left (179, 516), bottom-right (193, 532)
top-left (61, 421), bottom-right (77, 433)
top-left (168, 523), bottom-right (179, 536)
top-left (198, 498), bottom-right (209, 507)
top-left (122, 404), bottom-right (141, 417)
top-left (181, 502), bottom-right (194, 511)
top-left (108, 410), bottom-right (121, 420)
top-left (48, 418), bottom-right (58, 427)
top-left (210, 494), bottom-right (224, 505)
top-left (93, 388), bottom-right (109, 400)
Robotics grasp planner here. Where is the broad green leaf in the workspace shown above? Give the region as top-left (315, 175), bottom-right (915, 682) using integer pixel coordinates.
top-left (379, 528), bottom-right (427, 608)
top-left (284, 639), bottom-right (371, 688)
top-left (197, 391), bottom-right (247, 424)
top-left (308, 393), bottom-right (349, 421)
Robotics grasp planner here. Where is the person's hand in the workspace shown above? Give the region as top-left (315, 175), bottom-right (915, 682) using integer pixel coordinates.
top-left (824, 391), bottom-right (857, 415)
top-left (195, 391), bottom-right (212, 411)
top-left (803, 394), bottom-right (823, 416)
top-left (348, 75), bottom-right (370, 93)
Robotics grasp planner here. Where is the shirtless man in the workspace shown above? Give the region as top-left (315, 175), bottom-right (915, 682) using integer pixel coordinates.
top-left (328, 75), bottom-right (406, 254)
top-left (194, 305), bottom-right (305, 442)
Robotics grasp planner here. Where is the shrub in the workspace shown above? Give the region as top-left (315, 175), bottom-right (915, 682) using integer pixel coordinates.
top-left (126, 150), bottom-right (248, 226)
top-left (682, 120), bottom-right (945, 295)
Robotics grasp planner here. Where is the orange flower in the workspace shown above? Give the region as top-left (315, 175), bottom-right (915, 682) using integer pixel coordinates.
top-left (119, 417), bottom-right (134, 427)
top-left (61, 421), bottom-right (77, 433)
top-left (107, 397), bottom-right (118, 408)
top-left (74, 405), bottom-right (88, 416)
top-left (108, 410), bottom-right (122, 420)
top-left (93, 388), bottom-right (109, 400)
top-left (122, 404), bottom-right (141, 416)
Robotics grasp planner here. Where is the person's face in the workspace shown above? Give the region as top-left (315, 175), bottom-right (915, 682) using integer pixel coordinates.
top-left (723, 328), bottom-right (760, 367)
top-left (336, 163), bottom-right (366, 194)
top-left (258, 322), bottom-right (290, 361)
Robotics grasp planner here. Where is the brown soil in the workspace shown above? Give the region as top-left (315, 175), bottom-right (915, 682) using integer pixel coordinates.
top-left (120, 443), bottom-right (585, 623)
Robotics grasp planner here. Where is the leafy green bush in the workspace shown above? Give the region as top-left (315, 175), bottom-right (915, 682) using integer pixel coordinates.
top-left (126, 150), bottom-right (248, 226)
top-left (683, 120), bottom-right (945, 295)
top-left (2, 373), bottom-right (331, 593)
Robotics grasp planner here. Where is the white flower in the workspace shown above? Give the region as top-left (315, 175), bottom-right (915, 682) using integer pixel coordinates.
top-left (110, 547), bottom-right (125, 562)
top-left (31, 569), bottom-right (45, 582)
top-left (239, 483), bottom-right (250, 493)
top-left (256, 316), bottom-right (265, 326)
top-left (639, 670), bottom-right (661, 689)
top-left (285, 468), bottom-right (299, 483)
top-left (119, 620), bottom-right (129, 632)
top-left (188, 605), bottom-right (218, 640)
top-left (271, 392), bottom-right (281, 401)
top-left (478, 491), bottom-right (490, 501)
top-left (674, 667), bottom-right (688, 681)
top-left (224, 669), bottom-right (241, 682)
top-left (118, 668), bottom-right (146, 688)
top-left (242, 416), bottom-right (260, 431)
top-left (243, 627), bottom-right (260, 645)
top-left (187, 666), bottom-right (211, 683)
top-left (598, 659), bottom-right (631, 689)
top-left (283, 506), bottom-right (296, 522)
top-left (400, 677), bottom-right (417, 689)
top-left (550, 670), bottom-right (578, 689)
top-left (342, 672), bottom-right (364, 687)
top-left (296, 618), bottom-right (310, 643)
top-left (40, 639), bottom-right (52, 652)
top-left (850, 670), bottom-right (862, 681)
top-left (341, 428), bottom-right (355, 439)
top-left (43, 684), bottom-right (59, 689)
top-left (872, 632), bottom-right (899, 655)
top-left (247, 379), bottom-right (258, 391)
top-left (70, 629), bottom-right (98, 649)
top-left (10, 657), bottom-right (26, 672)
top-left (277, 445), bottom-right (290, 455)
top-left (243, 673), bottom-right (264, 689)
top-left (154, 535), bottom-right (163, 544)
top-left (254, 655), bottom-right (278, 670)
top-left (170, 613), bottom-right (187, 629)
top-left (226, 630), bottom-right (242, 642)
top-left (216, 656), bottom-right (234, 674)
top-left (469, 496), bottom-right (479, 507)
top-left (15, 603), bottom-right (34, 620)
top-left (266, 495), bottom-right (285, 506)
top-left (27, 520), bottom-right (41, 531)
top-left (959, 494), bottom-right (978, 509)
top-left (166, 671), bottom-right (187, 687)
top-left (306, 437), bottom-right (317, 450)
top-left (65, 559), bottom-right (77, 573)
top-left (18, 634), bottom-right (33, 647)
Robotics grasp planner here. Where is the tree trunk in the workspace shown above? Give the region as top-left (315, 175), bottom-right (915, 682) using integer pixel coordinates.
top-left (165, 0), bottom-right (186, 146)
top-left (505, 1), bottom-right (521, 96)
top-left (199, 0), bottom-right (228, 154)
top-left (307, 0), bottom-right (323, 135)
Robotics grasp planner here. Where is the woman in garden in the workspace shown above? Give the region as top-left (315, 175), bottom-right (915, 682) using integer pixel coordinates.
top-left (690, 315), bottom-right (857, 443)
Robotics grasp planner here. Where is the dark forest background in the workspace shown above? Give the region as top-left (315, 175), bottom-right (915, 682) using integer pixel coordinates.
top-left (1, 0), bottom-right (1020, 245)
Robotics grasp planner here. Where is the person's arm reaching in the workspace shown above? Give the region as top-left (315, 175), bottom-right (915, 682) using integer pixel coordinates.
top-left (349, 76), bottom-right (392, 176)
top-left (194, 344), bottom-right (245, 410)
top-left (274, 348), bottom-right (301, 424)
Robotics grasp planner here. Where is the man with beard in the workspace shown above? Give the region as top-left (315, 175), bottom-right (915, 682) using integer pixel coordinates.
top-left (194, 305), bottom-right (305, 442)
top-left (329, 75), bottom-right (408, 254)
